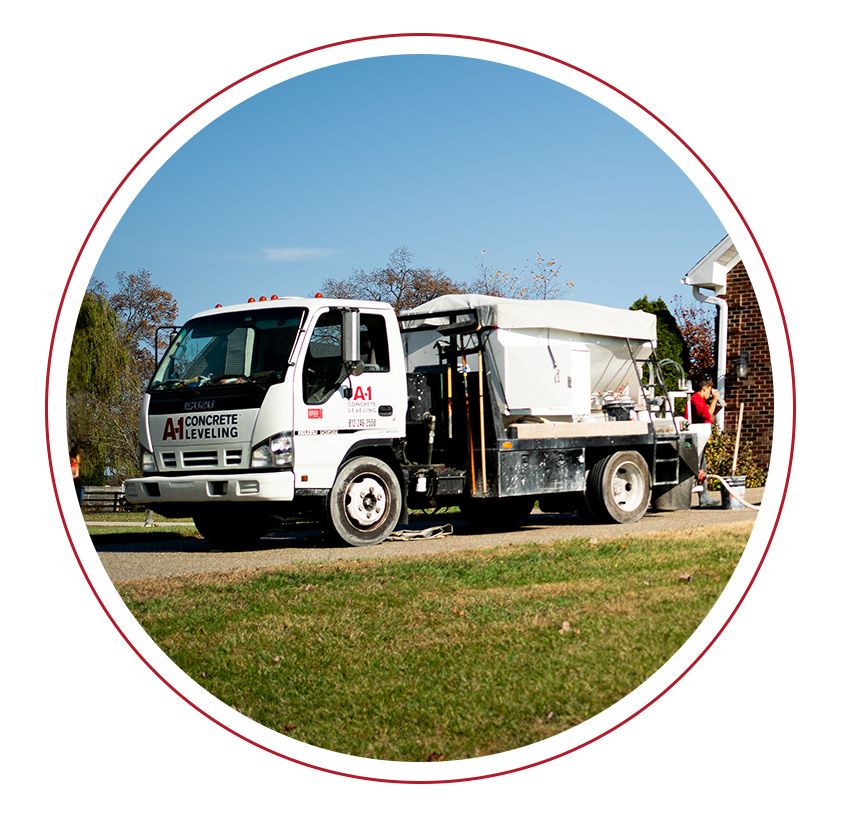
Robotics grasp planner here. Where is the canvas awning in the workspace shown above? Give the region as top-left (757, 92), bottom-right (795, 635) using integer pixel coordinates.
top-left (403, 294), bottom-right (656, 341)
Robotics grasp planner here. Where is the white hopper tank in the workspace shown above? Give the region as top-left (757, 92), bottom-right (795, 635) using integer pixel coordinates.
top-left (402, 294), bottom-right (657, 420)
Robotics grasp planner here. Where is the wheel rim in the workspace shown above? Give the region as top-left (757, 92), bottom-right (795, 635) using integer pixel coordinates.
top-left (344, 474), bottom-right (388, 528)
top-left (611, 461), bottom-right (646, 513)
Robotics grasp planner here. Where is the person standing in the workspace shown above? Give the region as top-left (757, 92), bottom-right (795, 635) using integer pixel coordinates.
top-left (70, 443), bottom-right (83, 505)
top-left (690, 378), bottom-right (721, 425)
top-left (689, 379), bottom-right (723, 507)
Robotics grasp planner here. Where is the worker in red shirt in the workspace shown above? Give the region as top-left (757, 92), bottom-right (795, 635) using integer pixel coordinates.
top-left (690, 378), bottom-right (723, 507)
top-left (70, 442), bottom-right (83, 505)
top-left (690, 379), bottom-right (721, 425)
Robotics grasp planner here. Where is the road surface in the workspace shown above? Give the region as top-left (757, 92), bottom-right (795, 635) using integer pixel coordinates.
top-left (93, 489), bottom-right (762, 583)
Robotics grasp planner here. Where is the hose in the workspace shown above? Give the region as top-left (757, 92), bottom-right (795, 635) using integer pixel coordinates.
top-left (704, 474), bottom-right (761, 511)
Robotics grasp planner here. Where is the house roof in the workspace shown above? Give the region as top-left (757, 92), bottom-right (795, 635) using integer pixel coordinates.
top-left (682, 235), bottom-right (741, 295)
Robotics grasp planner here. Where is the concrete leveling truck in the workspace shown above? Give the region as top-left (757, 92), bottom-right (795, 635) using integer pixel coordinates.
top-left (124, 293), bottom-right (699, 546)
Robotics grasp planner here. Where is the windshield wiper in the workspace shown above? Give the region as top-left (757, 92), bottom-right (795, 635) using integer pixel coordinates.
top-left (151, 371), bottom-right (283, 392)
top-left (150, 378), bottom-right (190, 391)
top-left (205, 372), bottom-right (254, 385)
top-left (201, 373), bottom-right (281, 390)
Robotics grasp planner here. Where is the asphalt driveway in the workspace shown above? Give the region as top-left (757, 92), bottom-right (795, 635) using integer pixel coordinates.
top-left (93, 488), bottom-right (763, 583)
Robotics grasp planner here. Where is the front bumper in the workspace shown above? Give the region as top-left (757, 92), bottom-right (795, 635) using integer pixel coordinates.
top-left (124, 470), bottom-right (295, 505)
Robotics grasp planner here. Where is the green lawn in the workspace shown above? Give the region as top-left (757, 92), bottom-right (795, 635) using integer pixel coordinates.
top-left (118, 526), bottom-right (749, 761)
top-left (83, 511), bottom-right (193, 523)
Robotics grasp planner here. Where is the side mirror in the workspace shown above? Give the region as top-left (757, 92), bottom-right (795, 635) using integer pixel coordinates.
top-left (154, 324), bottom-right (182, 367)
top-left (341, 308), bottom-right (363, 376)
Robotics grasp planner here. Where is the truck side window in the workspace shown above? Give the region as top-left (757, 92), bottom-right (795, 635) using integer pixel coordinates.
top-left (303, 311), bottom-right (345, 404)
top-left (359, 313), bottom-right (390, 372)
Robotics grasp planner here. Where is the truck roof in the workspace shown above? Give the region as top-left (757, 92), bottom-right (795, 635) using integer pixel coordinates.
top-left (189, 296), bottom-right (396, 321)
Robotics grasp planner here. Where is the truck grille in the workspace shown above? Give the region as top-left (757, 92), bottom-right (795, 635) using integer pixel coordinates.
top-left (158, 449), bottom-right (245, 470)
top-left (183, 451), bottom-right (219, 467)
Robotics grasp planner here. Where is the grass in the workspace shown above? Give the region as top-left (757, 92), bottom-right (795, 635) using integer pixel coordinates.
top-left (117, 527), bottom-right (749, 761)
top-left (84, 510), bottom-right (197, 538)
top-left (87, 523), bottom-right (198, 540)
top-left (84, 511), bottom-right (193, 523)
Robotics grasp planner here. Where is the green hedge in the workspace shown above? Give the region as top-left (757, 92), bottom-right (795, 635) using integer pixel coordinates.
top-left (704, 428), bottom-right (767, 489)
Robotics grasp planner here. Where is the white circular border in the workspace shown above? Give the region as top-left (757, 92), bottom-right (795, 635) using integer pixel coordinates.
top-left (46, 33), bottom-right (794, 784)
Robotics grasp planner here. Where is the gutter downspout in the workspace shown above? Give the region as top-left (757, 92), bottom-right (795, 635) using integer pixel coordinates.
top-left (692, 286), bottom-right (727, 433)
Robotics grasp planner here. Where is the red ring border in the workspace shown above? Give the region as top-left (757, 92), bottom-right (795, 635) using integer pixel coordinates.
top-left (45, 32), bottom-right (796, 785)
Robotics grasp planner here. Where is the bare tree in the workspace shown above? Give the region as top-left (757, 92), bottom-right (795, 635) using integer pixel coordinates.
top-left (322, 247), bottom-right (464, 311)
top-left (92, 269), bottom-right (179, 382)
top-left (523, 253), bottom-right (573, 300)
top-left (470, 252), bottom-right (573, 300)
top-left (469, 257), bottom-right (521, 298)
top-left (108, 269), bottom-right (179, 354)
top-left (324, 247), bottom-right (574, 312)
top-left (671, 294), bottom-right (716, 376)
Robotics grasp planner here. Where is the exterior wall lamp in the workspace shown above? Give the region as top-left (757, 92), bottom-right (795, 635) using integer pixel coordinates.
top-left (736, 348), bottom-right (750, 380)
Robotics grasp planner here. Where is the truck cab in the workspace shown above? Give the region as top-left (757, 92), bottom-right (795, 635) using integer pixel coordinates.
top-left (124, 297), bottom-right (408, 546)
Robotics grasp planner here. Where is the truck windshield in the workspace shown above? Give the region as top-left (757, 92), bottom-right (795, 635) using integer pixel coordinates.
top-left (149, 307), bottom-right (306, 391)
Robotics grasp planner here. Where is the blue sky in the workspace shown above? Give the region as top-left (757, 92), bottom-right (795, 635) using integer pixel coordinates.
top-left (93, 55), bottom-right (726, 321)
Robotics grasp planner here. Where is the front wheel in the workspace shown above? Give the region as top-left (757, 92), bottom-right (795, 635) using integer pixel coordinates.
top-left (586, 450), bottom-right (651, 523)
top-left (326, 456), bottom-right (402, 546)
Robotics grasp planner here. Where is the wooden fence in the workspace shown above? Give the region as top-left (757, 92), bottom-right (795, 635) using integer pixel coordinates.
top-left (81, 485), bottom-right (128, 512)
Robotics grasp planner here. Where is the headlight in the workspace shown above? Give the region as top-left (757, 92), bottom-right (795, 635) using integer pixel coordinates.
top-left (251, 432), bottom-right (293, 468)
top-left (139, 447), bottom-right (156, 474)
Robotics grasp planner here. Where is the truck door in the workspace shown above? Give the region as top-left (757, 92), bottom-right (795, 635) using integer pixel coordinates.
top-left (293, 308), bottom-right (403, 488)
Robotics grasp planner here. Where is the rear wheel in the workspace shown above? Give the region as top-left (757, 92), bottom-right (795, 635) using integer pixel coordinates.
top-left (326, 456), bottom-right (402, 546)
top-left (586, 450), bottom-right (651, 523)
top-left (193, 508), bottom-right (268, 549)
top-left (462, 495), bottom-right (535, 530)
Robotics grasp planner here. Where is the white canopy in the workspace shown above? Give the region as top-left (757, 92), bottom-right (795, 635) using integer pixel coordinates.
top-left (404, 294), bottom-right (656, 342)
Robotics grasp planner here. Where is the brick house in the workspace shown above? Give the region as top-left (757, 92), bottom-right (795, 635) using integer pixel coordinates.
top-left (683, 237), bottom-right (773, 471)
top-left (722, 260), bottom-right (773, 469)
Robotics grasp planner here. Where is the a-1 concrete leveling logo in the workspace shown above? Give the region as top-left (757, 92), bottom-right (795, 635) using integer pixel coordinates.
top-left (162, 413), bottom-right (239, 441)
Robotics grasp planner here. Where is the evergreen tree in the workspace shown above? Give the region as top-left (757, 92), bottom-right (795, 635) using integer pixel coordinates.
top-left (67, 273), bottom-right (179, 485)
top-left (630, 296), bottom-right (688, 391)
top-left (67, 292), bottom-right (133, 484)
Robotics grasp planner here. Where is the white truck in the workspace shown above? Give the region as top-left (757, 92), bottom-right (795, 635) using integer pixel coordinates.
top-left (124, 293), bottom-right (699, 546)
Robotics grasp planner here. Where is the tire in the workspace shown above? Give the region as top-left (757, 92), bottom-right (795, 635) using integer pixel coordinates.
top-left (193, 508), bottom-right (268, 550)
top-left (462, 495), bottom-right (535, 530)
top-left (586, 450), bottom-right (651, 523)
top-left (326, 456), bottom-right (402, 546)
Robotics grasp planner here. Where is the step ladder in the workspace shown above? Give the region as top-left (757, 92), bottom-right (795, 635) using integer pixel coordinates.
top-left (626, 340), bottom-right (682, 487)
